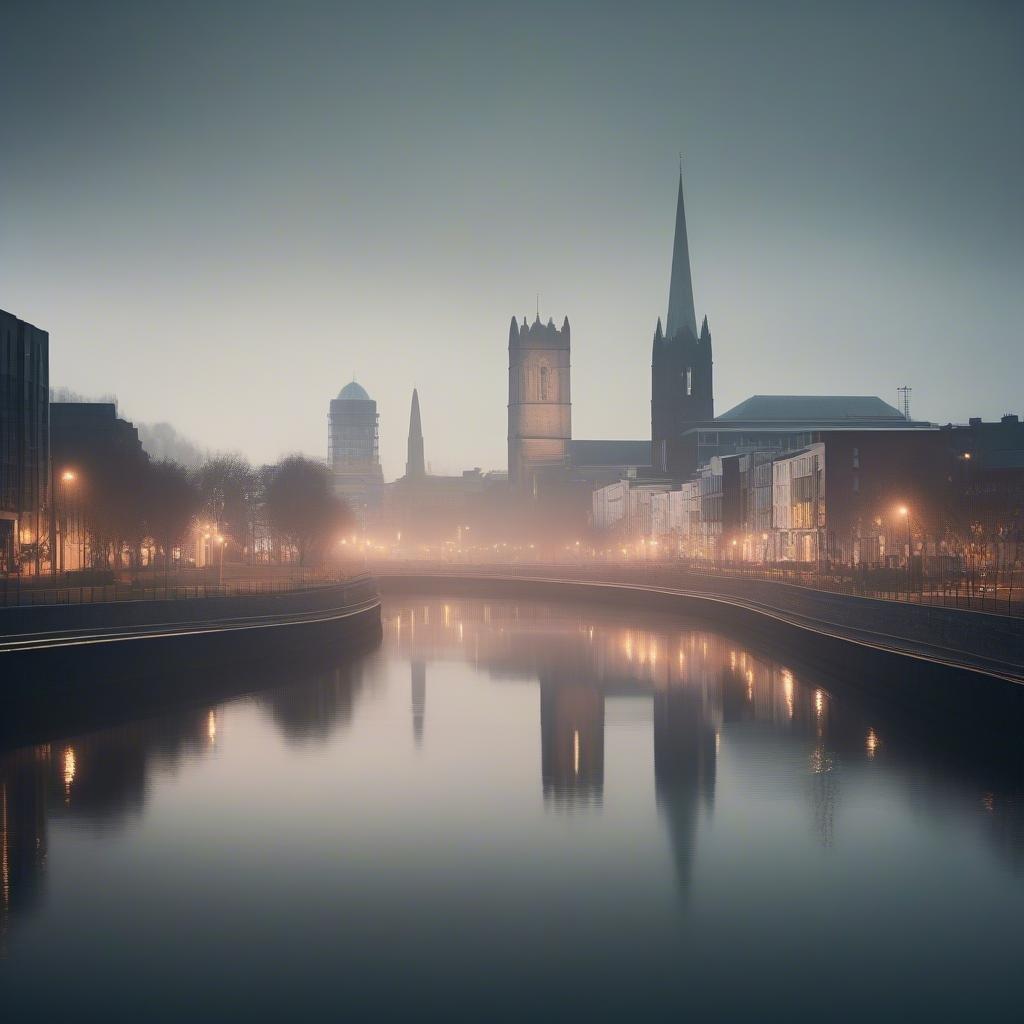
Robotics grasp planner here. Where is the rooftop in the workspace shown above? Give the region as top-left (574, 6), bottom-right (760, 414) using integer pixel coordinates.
top-left (569, 439), bottom-right (650, 466)
top-left (337, 380), bottom-right (371, 401)
top-left (718, 395), bottom-right (906, 423)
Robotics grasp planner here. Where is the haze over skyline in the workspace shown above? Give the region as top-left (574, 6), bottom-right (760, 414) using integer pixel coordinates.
top-left (3, 0), bottom-right (1021, 478)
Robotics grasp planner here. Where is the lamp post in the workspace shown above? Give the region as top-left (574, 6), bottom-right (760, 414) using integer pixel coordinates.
top-left (216, 534), bottom-right (225, 588)
top-left (898, 505), bottom-right (911, 599)
top-left (59, 470), bottom-right (78, 574)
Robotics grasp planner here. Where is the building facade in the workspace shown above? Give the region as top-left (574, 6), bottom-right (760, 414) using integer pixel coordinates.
top-left (0, 309), bottom-right (49, 574)
top-left (592, 474), bottom-right (673, 537)
top-left (328, 380), bottom-right (384, 525)
top-left (50, 402), bottom-right (147, 571)
top-left (508, 314), bottom-right (572, 495)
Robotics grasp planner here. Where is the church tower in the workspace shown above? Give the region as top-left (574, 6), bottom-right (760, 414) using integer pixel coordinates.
top-left (508, 313), bottom-right (571, 495)
top-left (651, 171), bottom-right (713, 475)
top-left (405, 388), bottom-right (425, 479)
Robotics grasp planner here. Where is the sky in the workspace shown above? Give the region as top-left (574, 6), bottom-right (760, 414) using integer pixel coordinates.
top-left (2, 0), bottom-right (1021, 478)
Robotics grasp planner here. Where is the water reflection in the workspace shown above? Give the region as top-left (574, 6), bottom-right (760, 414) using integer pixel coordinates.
top-left (387, 599), bottom-right (1024, 878)
top-left (1, 706), bottom-right (211, 946)
top-left (411, 660), bottom-right (426, 747)
top-left (2, 597), bottom-right (1024, 1005)
top-left (0, 657), bottom-right (374, 946)
top-left (260, 661), bottom-right (369, 744)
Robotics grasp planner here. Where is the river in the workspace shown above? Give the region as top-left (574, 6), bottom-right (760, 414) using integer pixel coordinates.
top-left (2, 596), bottom-right (1022, 1020)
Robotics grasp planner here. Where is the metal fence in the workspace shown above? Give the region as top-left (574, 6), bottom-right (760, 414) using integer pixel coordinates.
top-left (371, 558), bottom-right (1024, 618)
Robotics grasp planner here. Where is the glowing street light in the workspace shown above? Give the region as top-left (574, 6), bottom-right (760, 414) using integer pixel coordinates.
top-left (896, 505), bottom-right (912, 597)
top-left (57, 469), bottom-right (81, 573)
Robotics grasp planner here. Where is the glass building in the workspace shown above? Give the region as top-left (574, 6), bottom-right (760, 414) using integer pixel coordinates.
top-left (0, 309), bottom-right (49, 574)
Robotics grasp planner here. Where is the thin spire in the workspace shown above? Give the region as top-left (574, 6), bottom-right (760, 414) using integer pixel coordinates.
top-left (665, 168), bottom-right (698, 341)
top-left (405, 387), bottom-right (425, 479)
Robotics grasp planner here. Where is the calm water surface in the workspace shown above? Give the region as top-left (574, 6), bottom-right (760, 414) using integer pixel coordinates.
top-left (2, 597), bottom-right (1023, 1020)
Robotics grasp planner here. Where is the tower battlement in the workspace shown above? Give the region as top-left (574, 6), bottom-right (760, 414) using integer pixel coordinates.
top-left (508, 314), bottom-right (572, 494)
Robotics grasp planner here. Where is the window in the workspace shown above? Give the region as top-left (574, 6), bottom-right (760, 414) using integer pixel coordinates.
top-left (685, 366), bottom-right (693, 396)
top-left (539, 365), bottom-right (549, 401)
top-left (852, 447), bottom-right (860, 469)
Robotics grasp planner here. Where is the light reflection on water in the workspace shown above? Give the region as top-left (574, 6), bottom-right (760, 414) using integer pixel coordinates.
top-left (2, 597), bottom-right (1024, 1019)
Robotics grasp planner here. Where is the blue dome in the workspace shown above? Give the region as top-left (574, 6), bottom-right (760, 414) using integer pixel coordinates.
top-left (338, 380), bottom-right (370, 401)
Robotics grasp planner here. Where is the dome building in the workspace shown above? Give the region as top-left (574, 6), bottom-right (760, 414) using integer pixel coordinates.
top-left (328, 379), bottom-right (383, 525)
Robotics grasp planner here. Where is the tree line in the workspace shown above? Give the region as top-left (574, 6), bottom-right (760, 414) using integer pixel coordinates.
top-left (54, 451), bottom-right (352, 574)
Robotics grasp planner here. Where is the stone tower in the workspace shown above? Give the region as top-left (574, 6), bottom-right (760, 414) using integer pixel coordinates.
top-left (507, 314), bottom-right (571, 495)
top-left (651, 172), bottom-right (713, 475)
top-left (405, 388), bottom-right (425, 479)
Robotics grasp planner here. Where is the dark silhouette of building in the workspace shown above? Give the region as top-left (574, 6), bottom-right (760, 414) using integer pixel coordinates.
top-left (0, 748), bottom-right (49, 941)
top-left (50, 402), bottom-right (144, 463)
top-left (49, 401), bottom-right (147, 570)
top-left (943, 413), bottom-right (1024, 562)
top-left (508, 314), bottom-right (572, 494)
top-left (405, 388), bottom-right (425, 480)
top-left (328, 380), bottom-right (383, 525)
top-left (0, 309), bottom-right (49, 574)
top-left (653, 687), bottom-right (717, 891)
top-left (539, 681), bottom-right (604, 804)
top-left (651, 174), bottom-right (713, 474)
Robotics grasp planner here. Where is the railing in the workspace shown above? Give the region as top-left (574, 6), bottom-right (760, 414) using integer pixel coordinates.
top-left (370, 558), bottom-right (1024, 618)
top-left (0, 565), bottom-right (367, 609)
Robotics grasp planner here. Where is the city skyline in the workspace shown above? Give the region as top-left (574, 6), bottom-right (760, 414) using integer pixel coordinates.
top-left (2, 1), bottom-right (1022, 478)
top-left (3, 5), bottom-right (1024, 1017)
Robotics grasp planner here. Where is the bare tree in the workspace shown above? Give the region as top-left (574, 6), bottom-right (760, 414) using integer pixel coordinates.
top-left (193, 455), bottom-right (255, 553)
top-left (142, 460), bottom-right (201, 579)
top-left (263, 456), bottom-right (350, 566)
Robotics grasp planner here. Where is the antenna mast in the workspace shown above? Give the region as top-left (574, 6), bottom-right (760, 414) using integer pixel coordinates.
top-left (897, 385), bottom-right (912, 420)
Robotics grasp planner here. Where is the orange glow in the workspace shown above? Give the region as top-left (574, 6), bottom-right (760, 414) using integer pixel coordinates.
top-left (865, 728), bottom-right (878, 758)
top-left (63, 746), bottom-right (76, 802)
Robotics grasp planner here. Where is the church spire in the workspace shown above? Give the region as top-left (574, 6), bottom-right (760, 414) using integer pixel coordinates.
top-left (405, 388), bottom-right (425, 479)
top-left (665, 169), bottom-right (698, 342)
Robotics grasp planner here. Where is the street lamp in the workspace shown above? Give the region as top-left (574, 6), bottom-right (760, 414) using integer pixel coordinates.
top-left (59, 469), bottom-right (79, 573)
top-left (215, 534), bottom-right (225, 588)
top-left (897, 505), bottom-right (912, 598)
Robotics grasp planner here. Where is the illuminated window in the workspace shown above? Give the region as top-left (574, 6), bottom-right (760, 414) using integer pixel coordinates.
top-left (539, 365), bottom-right (549, 401)
top-left (685, 366), bottom-right (693, 396)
